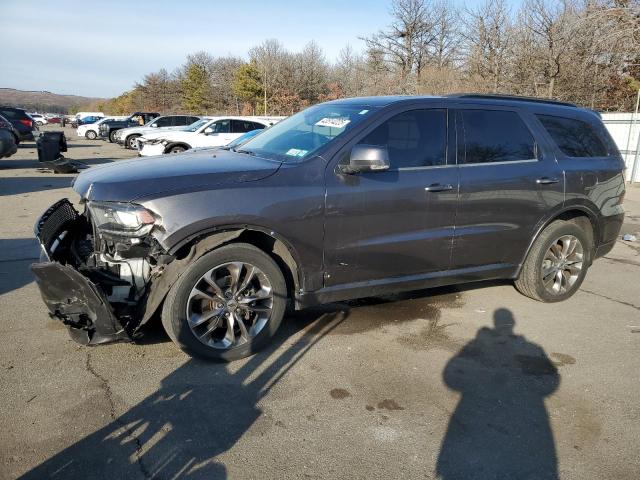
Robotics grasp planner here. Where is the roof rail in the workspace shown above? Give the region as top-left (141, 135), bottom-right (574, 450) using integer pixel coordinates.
top-left (448, 93), bottom-right (577, 108)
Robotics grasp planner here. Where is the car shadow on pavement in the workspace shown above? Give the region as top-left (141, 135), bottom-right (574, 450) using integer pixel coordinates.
top-left (436, 308), bottom-right (560, 480)
top-left (0, 238), bottom-right (40, 295)
top-left (20, 308), bottom-right (348, 480)
top-left (0, 176), bottom-right (74, 196)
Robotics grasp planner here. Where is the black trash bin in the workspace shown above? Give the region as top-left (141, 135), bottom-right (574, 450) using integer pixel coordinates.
top-left (36, 131), bottom-right (67, 163)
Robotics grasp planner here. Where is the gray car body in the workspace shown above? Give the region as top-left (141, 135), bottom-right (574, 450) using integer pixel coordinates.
top-left (72, 95), bottom-right (625, 309)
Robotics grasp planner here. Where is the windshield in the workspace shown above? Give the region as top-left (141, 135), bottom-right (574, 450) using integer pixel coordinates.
top-left (224, 129), bottom-right (263, 149)
top-left (237, 104), bottom-right (376, 162)
top-left (184, 118), bottom-right (210, 132)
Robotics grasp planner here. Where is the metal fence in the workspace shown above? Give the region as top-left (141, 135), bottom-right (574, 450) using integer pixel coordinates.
top-left (601, 113), bottom-right (640, 183)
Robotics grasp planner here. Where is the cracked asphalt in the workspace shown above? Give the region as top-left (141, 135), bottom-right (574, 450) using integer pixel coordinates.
top-left (1, 126), bottom-right (639, 479)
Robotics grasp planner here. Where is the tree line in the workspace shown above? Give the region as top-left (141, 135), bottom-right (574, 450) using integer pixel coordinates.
top-left (80, 0), bottom-right (640, 116)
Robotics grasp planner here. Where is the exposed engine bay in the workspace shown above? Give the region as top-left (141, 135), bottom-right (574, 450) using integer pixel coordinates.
top-left (31, 198), bottom-right (172, 345)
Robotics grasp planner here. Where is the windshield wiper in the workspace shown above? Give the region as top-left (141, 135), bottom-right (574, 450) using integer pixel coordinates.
top-left (236, 149), bottom-right (256, 156)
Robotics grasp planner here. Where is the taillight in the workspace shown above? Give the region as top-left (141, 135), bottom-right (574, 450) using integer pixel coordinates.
top-left (19, 119), bottom-right (32, 128)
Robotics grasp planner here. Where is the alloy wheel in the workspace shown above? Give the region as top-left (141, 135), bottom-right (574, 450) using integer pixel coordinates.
top-left (186, 262), bottom-right (273, 349)
top-left (541, 234), bottom-right (583, 295)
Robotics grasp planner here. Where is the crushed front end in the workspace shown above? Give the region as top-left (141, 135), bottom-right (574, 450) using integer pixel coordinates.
top-left (31, 198), bottom-right (167, 345)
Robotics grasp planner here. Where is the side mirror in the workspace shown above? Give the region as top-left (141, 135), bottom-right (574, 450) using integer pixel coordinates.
top-left (339, 145), bottom-right (390, 174)
top-left (150, 123), bottom-right (157, 128)
top-left (204, 127), bottom-right (216, 135)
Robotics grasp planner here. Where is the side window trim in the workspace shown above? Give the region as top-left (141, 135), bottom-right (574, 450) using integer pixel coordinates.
top-left (455, 107), bottom-right (539, 166)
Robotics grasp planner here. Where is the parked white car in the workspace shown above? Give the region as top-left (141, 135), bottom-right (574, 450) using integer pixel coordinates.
top-left (77, 117), bottom-right (127, 140)
top-left (114, 114), bottom-right (201, 149)
top-left (137, 116), bottom-right (283, 156)
top-left (30, 113), bottom-right (47, 126)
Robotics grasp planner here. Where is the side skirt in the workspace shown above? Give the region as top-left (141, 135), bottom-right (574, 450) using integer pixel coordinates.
top-left (295, 263), bottom-right (517, 308)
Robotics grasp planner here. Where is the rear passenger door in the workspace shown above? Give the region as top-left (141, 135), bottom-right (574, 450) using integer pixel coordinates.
top-left (451, 108), bottom-right (564, 271)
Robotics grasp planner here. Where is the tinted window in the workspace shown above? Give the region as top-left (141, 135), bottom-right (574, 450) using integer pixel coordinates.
top-left (460, 110), bottom-right (536, 164)
top-left (209, 119), bottom-right (230, 134)
top-left (154, 117), bottom-right (173, 127)
top-left (537, 114), bottom-right (608, 157)
top-left (232, 120), bottom-right (265, 133)
top-left (358, 109), bottom-right (447, 169)
top-left (0, 108), bottom-right (25, 119)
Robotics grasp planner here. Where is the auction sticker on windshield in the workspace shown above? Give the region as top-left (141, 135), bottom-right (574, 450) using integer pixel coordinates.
top-left (315, 117), bottom-right (350, 129)
top-left (286, 148), bottom-right (308, 157)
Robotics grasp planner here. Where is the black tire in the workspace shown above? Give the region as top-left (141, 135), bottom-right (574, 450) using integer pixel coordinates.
top-left (85, 130), bottom-right (97, 140)
top-left (515, 220), bottom-right (591, 302)
top-left (169, 145), bottom-right (187, 154)
top-left (126, 134), bottom-right (140, 149)
top-left (162, 243), bottom-right (287, 361)
top-left (109, 130), bottom-right (117, 143)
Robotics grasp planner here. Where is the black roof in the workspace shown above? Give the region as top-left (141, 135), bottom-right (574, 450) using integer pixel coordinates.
top-left (326, 94), bottom-right (578, 110)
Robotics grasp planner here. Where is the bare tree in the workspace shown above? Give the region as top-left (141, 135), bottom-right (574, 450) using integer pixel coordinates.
top-left (462, 0), bottom-right (514, 93)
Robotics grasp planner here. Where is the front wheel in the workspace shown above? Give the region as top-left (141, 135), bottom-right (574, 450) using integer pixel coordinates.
top-left (169, 145), bottom-right (187, 154)
top-left (515, 220), bottom-right (591, 302)
top-left (109, 131), bottom-right (117, 143)
top-left (85, 130), bottom-right (97, 140)
top-left (126, 135), bottom-right (140, 149)
top-left (162, 243), bottom-right (287, 361)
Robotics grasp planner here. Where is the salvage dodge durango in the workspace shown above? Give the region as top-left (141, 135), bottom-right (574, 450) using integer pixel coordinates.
top-left (31, 94), bottom-right (625, 361)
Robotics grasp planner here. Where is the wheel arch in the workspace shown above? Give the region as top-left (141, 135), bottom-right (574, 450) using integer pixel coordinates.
top-left (517, 206), bottom-right (598, 277)
top-left (125, 133), bottom-right (141, 145)
top-left (163, 142), bottom-right (191, 154)
top-left (139, 226), bottom-right (302, 328)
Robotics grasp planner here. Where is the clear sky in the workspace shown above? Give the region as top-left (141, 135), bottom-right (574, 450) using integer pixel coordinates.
top-left (0, 0), bottom-right (512, 98)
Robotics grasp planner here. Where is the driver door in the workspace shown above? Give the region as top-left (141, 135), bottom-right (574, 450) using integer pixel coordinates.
top-left (323, 108), bottom-right (458, 287)
top-left (195, 119), bottom-right (233, 147)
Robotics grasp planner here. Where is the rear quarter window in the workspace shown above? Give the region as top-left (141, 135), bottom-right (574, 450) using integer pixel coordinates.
top-left (536, 114), bottom-right (609, 158)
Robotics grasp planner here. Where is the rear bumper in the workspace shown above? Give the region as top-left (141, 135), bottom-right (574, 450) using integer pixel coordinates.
top-left (594, 212), bottom-right (625, 259)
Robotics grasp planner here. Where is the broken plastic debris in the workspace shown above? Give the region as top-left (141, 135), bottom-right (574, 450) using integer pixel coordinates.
top-left (622, 234), bottom-right (637, 242)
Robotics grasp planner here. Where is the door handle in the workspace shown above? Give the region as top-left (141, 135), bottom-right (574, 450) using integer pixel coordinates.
top-left (424, 183), bottom-right (454, 192)
top-left (536, 177), bottom-right (560, 185)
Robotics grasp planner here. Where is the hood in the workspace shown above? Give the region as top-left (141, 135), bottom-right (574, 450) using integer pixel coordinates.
top-left (72, 149), bottom-right (281, 202)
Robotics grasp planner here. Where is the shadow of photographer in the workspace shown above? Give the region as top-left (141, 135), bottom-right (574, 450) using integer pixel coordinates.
top-left (436, 308), bottom-right (560, 480)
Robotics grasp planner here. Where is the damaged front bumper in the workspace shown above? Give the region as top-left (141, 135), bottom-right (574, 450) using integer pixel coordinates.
top-left (31, 262), bottom-right (132, 345)
top-left (31, 199), bottom-right (158, 345)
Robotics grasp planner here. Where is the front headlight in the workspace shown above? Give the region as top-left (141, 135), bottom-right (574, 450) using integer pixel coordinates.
top-left (88, 201), bottom-right (159, 237)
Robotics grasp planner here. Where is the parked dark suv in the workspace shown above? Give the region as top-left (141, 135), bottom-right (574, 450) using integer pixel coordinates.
top-left (31, 94), bottom-right (625, 361)
top-left (0, 106), bottom-right (38, 141)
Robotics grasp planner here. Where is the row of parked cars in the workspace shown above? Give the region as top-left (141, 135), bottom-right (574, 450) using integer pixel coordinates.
top-left (77, 112), bottom-right (285, 156)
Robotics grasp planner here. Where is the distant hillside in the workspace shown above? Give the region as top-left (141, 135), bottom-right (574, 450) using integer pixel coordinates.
top-left (0, 88), bottom-right (106, 114)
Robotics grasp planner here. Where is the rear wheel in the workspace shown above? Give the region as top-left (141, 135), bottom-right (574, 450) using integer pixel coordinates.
top-left (515, 220), bottom-right (591, 302)
top-left (85, 130), bottom-right (97, 140)
top-left (162, 243), bottom-right (287, 361)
